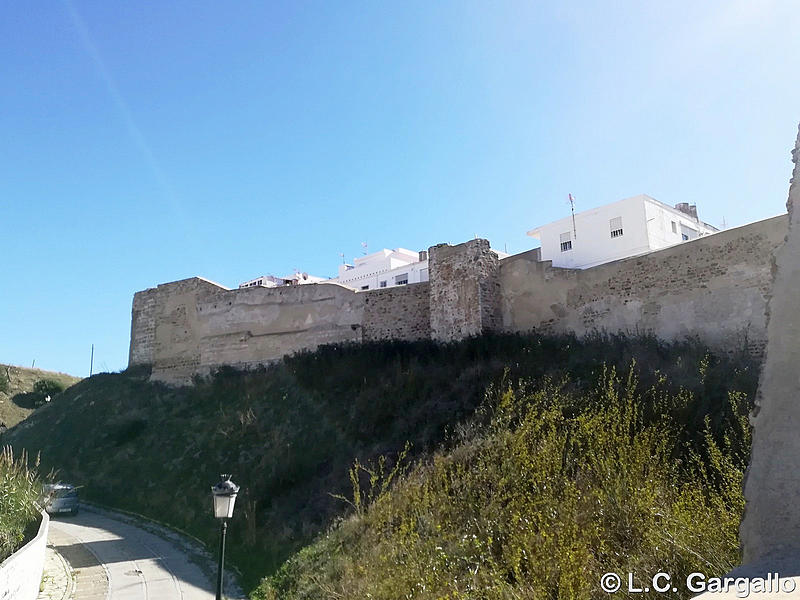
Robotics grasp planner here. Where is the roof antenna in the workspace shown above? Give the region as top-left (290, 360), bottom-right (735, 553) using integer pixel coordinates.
top-left (361, 241), bottom-right (368, 255)
top-left (339, 252), bottom-right (345, 264)
top-left (568, 193), bottom-right (578, 239)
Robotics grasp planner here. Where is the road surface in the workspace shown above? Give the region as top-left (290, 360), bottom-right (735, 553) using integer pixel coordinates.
top-left (45, 505), bottom-right (243, 600)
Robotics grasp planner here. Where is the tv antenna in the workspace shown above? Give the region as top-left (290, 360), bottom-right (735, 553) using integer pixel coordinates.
top-left (568, 193), bottom-right (578, 239)
top-left (361, 241), bottom-right (368, 255)
top-left (339, 252), bottom-right (345, 264)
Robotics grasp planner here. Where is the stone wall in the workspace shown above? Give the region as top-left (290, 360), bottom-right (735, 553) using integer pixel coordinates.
top-left (362, 282), bottom-right (431, 342)
top-left (429, 239), bottom-right (501, 342)
top-left (740, 126), bottom-right (800, 564)
top-left (0, 511), bottom-right (49, 600)
top-left (130, 277), bottom-right (435, 384)
top-left (130, 279), bottom-right (366, 384)
top-left (499, 214), bottom-right (787, 355)
top-left (130, 215), bottom-right (788, 384)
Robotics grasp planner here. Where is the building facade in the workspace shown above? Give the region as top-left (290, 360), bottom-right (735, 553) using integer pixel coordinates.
top-left (526, 195), bottom-right (719, 269)
top-left (239, 273), bottom-right (326, 289)
top-left (328, 248), bottom-right (430, 290)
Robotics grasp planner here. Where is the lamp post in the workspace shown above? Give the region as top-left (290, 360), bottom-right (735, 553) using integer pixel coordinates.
top-left (211, 475), bottom-right (239, 600)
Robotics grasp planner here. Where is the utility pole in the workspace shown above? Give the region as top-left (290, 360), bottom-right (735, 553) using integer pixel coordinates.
top-left (89, 344), bottom-right (94, 377)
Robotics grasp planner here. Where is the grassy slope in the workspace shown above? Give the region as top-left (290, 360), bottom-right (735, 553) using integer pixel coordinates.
top-left (0, 364), bottom-right (81, 428)
top-left (257, 369), bottom-right (751, 599)
top-left (1, 334), bottom-right (758, 595)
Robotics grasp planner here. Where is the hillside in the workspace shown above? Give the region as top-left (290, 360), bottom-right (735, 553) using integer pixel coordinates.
top-left (255, 369), bottom-right (750, 599)
top-left (2, 334), bottom-right (758, 596)
top-left (0, 364), bottom-right (81, 429)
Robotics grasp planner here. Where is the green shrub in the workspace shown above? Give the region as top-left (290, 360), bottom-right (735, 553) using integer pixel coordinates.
top-left (32, 379), bottom-right (65, 397)
top-left (0, 446), bottom-right (42, 562)
top-left (256, 366), bottom-right (747, 599)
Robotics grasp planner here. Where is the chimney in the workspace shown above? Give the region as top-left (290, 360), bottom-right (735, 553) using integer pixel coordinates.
top-left (419, 250), bottom-right (428, 262)
top-left (675, 202), bottom-right (699, 221)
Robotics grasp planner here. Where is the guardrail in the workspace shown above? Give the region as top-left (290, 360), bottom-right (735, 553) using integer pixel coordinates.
top-left (0, 510), bottom-right (50, 600)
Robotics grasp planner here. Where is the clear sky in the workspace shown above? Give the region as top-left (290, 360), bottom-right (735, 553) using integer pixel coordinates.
top-left (1, 1), bottom-right (798, 376)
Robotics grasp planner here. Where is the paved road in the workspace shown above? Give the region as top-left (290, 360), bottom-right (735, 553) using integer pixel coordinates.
top-left (46, 505), bottom-right (242, 600)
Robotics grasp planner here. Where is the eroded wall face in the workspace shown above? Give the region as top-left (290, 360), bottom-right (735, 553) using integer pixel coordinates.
top-left (499, 215), bottom-right (787, 355)
top-left (129, 278), bottom-right (436, 384)
top-left (129, 279), bottom-right (368, 383)
top-left (741, 128), bottom-right (800, 563)
top-left (429, 239), bottom-right (500, 342)
top-left (130, 214), bottom-right (787, 386)
top-left (362, 282), bottom-right (431, 342)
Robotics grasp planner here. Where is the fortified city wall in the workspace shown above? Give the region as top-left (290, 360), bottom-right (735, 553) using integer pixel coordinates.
top-left (499, 214), bottom-right (787, 357)
top-left (130, 216), bottom-right (788, 384)
top-left (740, 126), bottom-right (800, 566)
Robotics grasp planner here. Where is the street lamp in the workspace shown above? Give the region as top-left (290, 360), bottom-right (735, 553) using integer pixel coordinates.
top-left (211, 475), bottom-right (239, 600)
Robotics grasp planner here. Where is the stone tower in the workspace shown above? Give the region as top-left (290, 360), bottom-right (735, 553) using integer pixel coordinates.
top-left (428, 239), bottom-right (501, 342)
top-left (740, 124), bottom-right (800, 564)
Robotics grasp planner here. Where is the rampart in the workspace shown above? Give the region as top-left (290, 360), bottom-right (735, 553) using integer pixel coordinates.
top-left (499, 214), bottom-right (787, 356)
top-left (362, 281), bottom-right (431, 342)
top-left (740, 126), bottom-right (800, 565)
top-left (130, 217), bottom-right (788, 384)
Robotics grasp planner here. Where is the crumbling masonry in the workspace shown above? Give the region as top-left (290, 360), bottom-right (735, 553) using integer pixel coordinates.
top-left (130, 214), bottom-right (787, 385)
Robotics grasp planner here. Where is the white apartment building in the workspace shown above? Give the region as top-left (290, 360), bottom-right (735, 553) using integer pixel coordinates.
top-left (328, 248), bottom-right (430, 291)
top-left (239, 272), bottom-right (327, 289)
top-left (527, 194), bottom-right (719, 269)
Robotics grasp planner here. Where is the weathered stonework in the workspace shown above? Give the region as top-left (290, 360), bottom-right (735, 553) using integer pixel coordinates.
top-left (499, 215), bottom-right (787, 356)
top-left (130, 214), bottom-right (788, 385)
top-left (130, 278), bottom-right (367, 384)
top-left (740, 126), bottom-right (800, 564)
top-left (362, 282), bottom-right (430, 342)
top-left (429, 239), bottom-right (501, 342)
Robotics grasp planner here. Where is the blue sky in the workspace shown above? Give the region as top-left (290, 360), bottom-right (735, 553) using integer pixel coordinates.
top-left (1, 1), bottom-right (798, 376)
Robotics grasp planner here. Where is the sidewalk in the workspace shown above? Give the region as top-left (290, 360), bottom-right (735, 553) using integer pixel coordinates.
top-left (38, 523), bottom-right (108, 600)
top-left (37, 543), bottom-right (74, 600)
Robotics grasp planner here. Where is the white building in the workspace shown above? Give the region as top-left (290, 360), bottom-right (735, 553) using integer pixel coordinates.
top-left (239, 272), bottom-right (327, 289)
top-left (328, 248), bottom-right (430, 291)
top-left (526, 194), bottom-right (719, 269)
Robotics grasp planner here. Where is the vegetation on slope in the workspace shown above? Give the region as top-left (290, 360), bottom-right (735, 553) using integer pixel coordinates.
top-left (0, 447), bottom-right (42, 562)
top-left (1, 334), bottom-right (757, 595)
top-left (255, 366), bottom-right (749, 599)
top-left (0, 364), bottom-right (81, 429)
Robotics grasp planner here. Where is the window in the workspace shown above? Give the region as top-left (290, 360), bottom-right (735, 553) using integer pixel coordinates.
top-left (379, 281), bottom-right (387, 288)
top-left (395, 273), bottom-right (408, 285)
top-left (671, 221), bottom-right (677, 234)
top-left (361, 285), bottom-right (369, 290)
top-left (680, 224), bottom-right (697, 241)
top-left (560, 232), bottom-right (572, 252)
top-left (609, 216), bottom-right (623, 238)
top-left (419, 268), bottom-right (429, 282)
